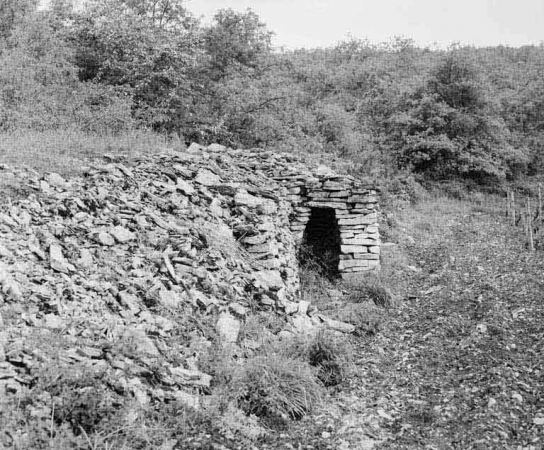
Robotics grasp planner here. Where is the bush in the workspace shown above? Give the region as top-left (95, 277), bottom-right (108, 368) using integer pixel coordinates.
top-left (380, 172), bottom-right (428, 206)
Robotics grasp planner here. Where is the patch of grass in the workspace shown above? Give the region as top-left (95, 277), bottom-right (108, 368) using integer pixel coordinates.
top-left (279, 329), bottom-right (353, 387)
top-left (227, 353), bottom-right (324, 426)
top-left (345, 279), bottom-right (398, 308)
top-left (298, 265), bottom-right (336, 310)
top-left (238, 312), bottom-right (281, 345)
top-left (333, 302), bottom-right (386, 336)
top-left (0, 128), bottom-right (182, 177)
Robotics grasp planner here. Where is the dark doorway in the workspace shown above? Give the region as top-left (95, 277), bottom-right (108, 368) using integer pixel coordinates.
top-left (300, 208), bottom-right (341, 279)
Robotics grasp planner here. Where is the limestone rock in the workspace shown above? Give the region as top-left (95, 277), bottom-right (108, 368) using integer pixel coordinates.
top-left (296, 300), bottom-right (311, 316)
top-left (338, 214), bottom-right (378, 226)
top-left (186, 142), bottom-right (206, 154)
top-left (234, 190), bottom-right (264, 208)
top-left (209, 198), bottom-right (223, 217)
top-left (49, 244), bottom-right (75, 273)
top-left (111, 226), bottom-right (136, 243)
top-left (44, 172), bottom-right (67, 189)
top-left (76, 248), bottom-right (94, 268)
top-left (207, 143), bottom-right (227, 152)
top-left (290, 315), bottom-right (317, 334)
top-left (229, 303), bottom-right (248, 317)
top-left (176, 179), bottom-right (195, 196)
top-left (216, 313), bottom-right (240, 343)
top-left (0, 243), bottom-right (13, 258)
top-left (170, 367), bottom-right (212, 388)
top-left (318, 315), bottom-right (356, 334)
top-left (0, 263), bottom-right (23, 301)
top-left (194, 169), bottom-right (221, 187)
top-left (97, 231), bottom-right (115, 246)
top-left (123, 329), bottom-right (160, 357)
top-left (253, 270), bottom-right (284, 290)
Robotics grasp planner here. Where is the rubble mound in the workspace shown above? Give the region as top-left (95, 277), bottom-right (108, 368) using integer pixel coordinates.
top-left (0, 144), bottom-right (368, 441)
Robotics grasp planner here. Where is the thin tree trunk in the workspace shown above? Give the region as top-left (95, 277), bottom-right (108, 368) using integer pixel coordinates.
top-left (527, 198), bottom-right (534, 252)
top-left (511, 191), bottom-right (516, 226)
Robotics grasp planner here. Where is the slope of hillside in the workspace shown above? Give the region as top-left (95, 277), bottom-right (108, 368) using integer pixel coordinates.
top-left (351, 197), bottom-right (544, 449)
top-left (2, 142), bottom-right (543, 449)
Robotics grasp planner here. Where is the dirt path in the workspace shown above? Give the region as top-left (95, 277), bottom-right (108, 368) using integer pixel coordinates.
top-left (353, 200), bottom-right (544, 449)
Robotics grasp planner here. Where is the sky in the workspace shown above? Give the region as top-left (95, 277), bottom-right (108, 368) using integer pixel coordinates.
top-left (185, 0), bottom-right (544, 49)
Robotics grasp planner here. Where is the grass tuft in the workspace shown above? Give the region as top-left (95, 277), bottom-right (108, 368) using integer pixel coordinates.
top-left (227, 353), bottom-right (324, 426)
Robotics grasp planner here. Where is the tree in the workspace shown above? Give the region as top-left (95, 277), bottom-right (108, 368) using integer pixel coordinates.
top-left (66, 0), bottom-right (201, 132)
top-left (0, 0), bottom-right (38, 45)
top-left (0, 6), bottom-right (133, 132)
top-left (386, 51), bottom-right (528, 182)
top-left (203, 8), bottom-right (273, 80)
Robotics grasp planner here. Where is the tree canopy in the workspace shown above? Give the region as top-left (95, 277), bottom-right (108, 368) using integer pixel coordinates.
top-left (1, 0), bottom-right (543, 185)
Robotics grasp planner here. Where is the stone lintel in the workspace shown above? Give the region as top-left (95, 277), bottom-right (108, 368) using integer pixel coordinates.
top-left (306, 201), bottom-right (347, 209)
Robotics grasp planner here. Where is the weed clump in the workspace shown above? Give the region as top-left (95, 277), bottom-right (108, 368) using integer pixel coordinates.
top-left (227, 354), bottom-right (324, 426)
top-left (347, 280), bottom-right (398, 308)
top-left (279, 330), bottom-right (352, 387)
top-left (334, 302), bottom-right (385, 336)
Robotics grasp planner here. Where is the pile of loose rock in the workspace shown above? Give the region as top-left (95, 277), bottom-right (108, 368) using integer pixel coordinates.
top-left (1, 144), bottom-right (370, 418)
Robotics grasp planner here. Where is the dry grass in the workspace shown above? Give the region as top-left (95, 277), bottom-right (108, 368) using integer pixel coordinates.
top-left (227, 353), bottom-right (324, 424)
top-left (0, 128), bottom-right (182, 177)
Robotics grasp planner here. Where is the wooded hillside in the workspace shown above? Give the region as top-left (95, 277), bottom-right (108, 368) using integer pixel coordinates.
top-left (1, 0), bottom-right (543, 187)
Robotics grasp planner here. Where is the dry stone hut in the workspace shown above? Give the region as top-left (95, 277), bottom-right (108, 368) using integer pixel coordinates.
top-left (221, 147), bottom-right (380, 284)
top-left (0, 145), bottom-right (379, 411)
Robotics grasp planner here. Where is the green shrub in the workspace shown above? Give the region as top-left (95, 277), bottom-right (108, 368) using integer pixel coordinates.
top-left (380, 173), bottom-right (428, 206)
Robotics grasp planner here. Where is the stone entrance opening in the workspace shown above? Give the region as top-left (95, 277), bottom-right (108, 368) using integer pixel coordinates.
top-left (300, 208), bottom-right (341, 279)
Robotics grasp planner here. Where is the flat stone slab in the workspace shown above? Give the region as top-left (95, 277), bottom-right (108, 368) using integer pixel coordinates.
top-left (340, 244), bottom-right (369, 254)
top-left (338, 214), bottom-right (378, 226)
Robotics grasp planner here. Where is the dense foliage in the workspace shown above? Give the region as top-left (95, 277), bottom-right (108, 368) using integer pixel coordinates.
top-left (1, 0), bottom-right (543, 185)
